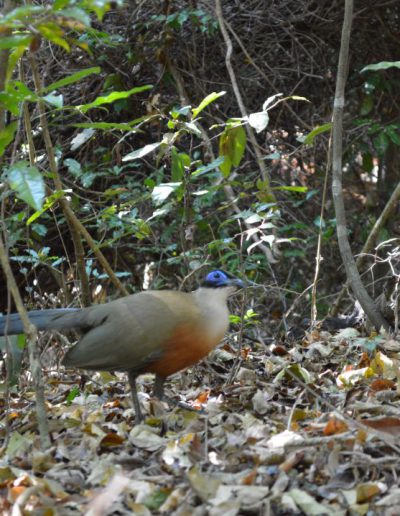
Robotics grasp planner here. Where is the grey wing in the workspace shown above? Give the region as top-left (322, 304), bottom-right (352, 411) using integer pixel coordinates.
top-left (62, 293), bottom-right (178, 372)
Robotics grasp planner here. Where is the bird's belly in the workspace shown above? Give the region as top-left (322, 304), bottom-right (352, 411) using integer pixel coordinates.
top-left (146, 323), bottom-right (225, 378)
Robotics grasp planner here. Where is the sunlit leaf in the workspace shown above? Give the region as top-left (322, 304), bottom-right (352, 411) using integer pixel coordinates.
top-left (151, 182), bottom-right (181, 205)
top-left (77, 85), bottom-right (152, 113)
top-left (27, 190), bottom-right (65, 225)
top-left (192, 156), bottom-right (225, 177)
top-left (262, 93), bottom-right (283, 110)
top-left (37, 23), bottom-right (70, 51)
top-left (301, 123), bottom-right (332, 145)
top-left (43, 93), bottom-right (63, 108)
top-left (361, 61), bottom-right (400, 73)
top-left (122, 141), bottom-right (161, 161)
top-left (42, 67), bottom-right (100, 93)
top-left (248, 111), bottom-right (269, 133)
top-left (70, 128), bottom-right (95, 150)
top-left (192, 91), bottom-right (225, 119)
top-left (272, 186), bottom-right (308, 193)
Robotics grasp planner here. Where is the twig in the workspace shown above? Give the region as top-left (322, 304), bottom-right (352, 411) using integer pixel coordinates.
top-left (214, 0), bottom-right (275, 197)
top-left (28, 53), bottom-right (129, 299)
top-left (331, 180), bottom-right (400, 315)
top-left (0, 234), bottom-right (51, 449)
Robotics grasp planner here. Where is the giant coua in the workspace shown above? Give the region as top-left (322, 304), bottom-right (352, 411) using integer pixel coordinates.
top-left (0, 270), bottom-right (244, 421)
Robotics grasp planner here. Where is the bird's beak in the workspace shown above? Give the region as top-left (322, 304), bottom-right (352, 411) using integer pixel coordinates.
top-left (226, 278), bottom-right (246, 289)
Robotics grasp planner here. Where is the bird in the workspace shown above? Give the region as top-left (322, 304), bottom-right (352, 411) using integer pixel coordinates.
top-left (0, 270), bottom-right (244, 421)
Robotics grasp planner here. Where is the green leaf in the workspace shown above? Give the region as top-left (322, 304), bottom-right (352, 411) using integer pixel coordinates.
top-left (72, 122), bottom-right (140, 131)
top-left (171, 147), bottom-right (185, 181)
top-left (272, 186), bottom-right (308, 193)
top-left (301, 123), bottom-right (332, 145)
top-left (0, 35), bottom-right (33, 50)
top-left (192, 156), bottom-right (225, 177)
top-left (287, 95), bottom-right (309, 102)
top-left (7, 161), bottom-right (45, 211)
top-left (360, 95), bottom-right (373, 116)
top-left (282, 248), bottom-right (306, 257)
top-left (64, 158), bottom-right (82, 176)
top-left (7, 45), bottom-right (28, 83)
top-left (219, 123), bottom-right (246, 177)
top-left (27, 190), bottom-right (69, 225)
top-left (386, 126), bottom-right (400, 146)
top-left (361, 61), bottom-right (400, 73)
top-left (37, 23), bottom-right (70, 51)
top-left (182, 121), bottom-right (202, 136)
top-left (373, 132), bottom-right (389, 155)
top-left (192, 91), bottom-right (226, 119)
top-left (66, 385), bottom-right (81, 403)
top-left (362, 153), bottom-right (373, 173)
top-left (76, 85), bottom-right (152, 113)
top-left (42, 67), bottom-right (101, 93)
top-left (0, 81), bottom-right (38, 115)
top-left (122, 142), bottom-right (161, 162)
top-left (0, 122), bottom-right (18, 157)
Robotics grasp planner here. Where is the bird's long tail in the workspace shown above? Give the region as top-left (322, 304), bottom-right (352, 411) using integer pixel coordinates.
top-left (0, 308), bottom-right (81, 335)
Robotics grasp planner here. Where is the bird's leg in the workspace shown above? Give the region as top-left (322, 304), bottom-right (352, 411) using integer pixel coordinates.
top-left (153, 374), bottom-right (165, 400)
top-left (127, 370), bottom-right (143, 423)
top-left (153, 374), bottom-right (205, 414)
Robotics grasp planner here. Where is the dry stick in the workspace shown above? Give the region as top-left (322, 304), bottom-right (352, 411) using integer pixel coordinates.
top-left (20, 62), bottom-right (37, 166)
top-left (330, 180), bottom-right (400, 316)
top-left (224, 20), bottom-right (312, 132)
top-left (165, 55), bottom-right (276, 264)
top-left (28, 54), bottom-right (129, 299)
top-left (215, 0), bottom-right (274, 191)
top-left (310, 141), bottom-right (331, 323)
top-left (215, 0), bottom-right (287, 285)
top-left (0, 236), bottom-right (51, 449)
top-left (20, 64), bottom-right (70, 296)
top-left (28, 54), bottom-right (91, 306)
top-left (330, 0), bottom-right (389, 332)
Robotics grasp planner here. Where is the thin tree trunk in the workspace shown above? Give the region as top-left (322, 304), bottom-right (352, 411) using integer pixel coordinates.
top-left (331, 0), bottom-right (390, 332)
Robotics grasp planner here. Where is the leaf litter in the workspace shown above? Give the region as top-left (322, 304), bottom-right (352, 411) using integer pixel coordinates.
top-left (1, 326), bottom-right (400, 514)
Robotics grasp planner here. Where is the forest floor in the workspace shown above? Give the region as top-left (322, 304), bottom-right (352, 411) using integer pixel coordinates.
top-left (1, 324), bottom-right (400, 515)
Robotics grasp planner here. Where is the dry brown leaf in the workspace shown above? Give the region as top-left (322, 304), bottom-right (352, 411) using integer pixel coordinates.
top-left (361, 417), bottom-right (400, 436)
top-left (369, 378), bottom-right (395, 393)
top-left (323, 417), bottom-right (348, 436)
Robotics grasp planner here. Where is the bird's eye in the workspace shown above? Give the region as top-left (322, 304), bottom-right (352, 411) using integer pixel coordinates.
top-left (214, 272), bottom-right (220, 278)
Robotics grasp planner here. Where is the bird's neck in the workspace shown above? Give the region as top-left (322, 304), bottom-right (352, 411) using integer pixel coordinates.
top-left (193, 286), bottom-right (234, 303)
top-left (193, 287), bottom-right (233, 339)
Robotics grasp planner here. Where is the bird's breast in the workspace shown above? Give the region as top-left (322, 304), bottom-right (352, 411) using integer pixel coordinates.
top-left (145, 322), bottom-right (226, 378)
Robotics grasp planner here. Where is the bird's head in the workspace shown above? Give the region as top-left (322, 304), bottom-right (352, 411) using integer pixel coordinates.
top-left (201, 270), bottom-right (245, 290)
